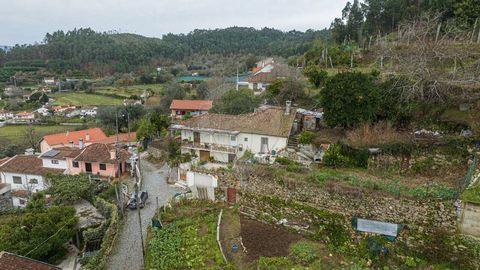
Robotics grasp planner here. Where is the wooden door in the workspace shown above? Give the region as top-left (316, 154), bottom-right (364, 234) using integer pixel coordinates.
top-left (194, 132), bottom-right (200, 143)
top-left (85, 162), bottom-right (92, 173)
top-left (200, 150), bottom-right (210, 161)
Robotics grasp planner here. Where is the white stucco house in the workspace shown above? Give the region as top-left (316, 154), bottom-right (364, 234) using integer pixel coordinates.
top-left (0, 110), bottom-right (14, 120)
top-left (0, 154), bottom-right (64, 208)
top-left (36, 106), bottom-right (51, 117)
top-left (81, 106), bottom-right (97, 117)
top-left (171, 104), bottom-right (295, 163)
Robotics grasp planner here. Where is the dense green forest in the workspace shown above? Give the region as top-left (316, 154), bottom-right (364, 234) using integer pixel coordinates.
top-left (0, 27), bottom-right (328, 77)
top-left (330, 0), bottom-right (480, 44)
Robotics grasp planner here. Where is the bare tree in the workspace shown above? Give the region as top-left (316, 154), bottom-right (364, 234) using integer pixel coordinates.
top-left (23, 125), bottom-right (41, 151)
top-left (374, 13), bottom-right (480, 103)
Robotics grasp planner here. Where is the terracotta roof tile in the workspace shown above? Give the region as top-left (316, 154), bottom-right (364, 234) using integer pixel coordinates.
top-left (96, 132), bottom-right (137, 144)
top-left (247, 72), bottom-right (277, 83)
top-left (0, 155), bottom-right (64, 176)
top-left (42, 128), bottom-right (107, 146)
top-left (39, 146), bottom-right (82, 160)
top-left (176, 107), bottom-right (295, 137)
top-left (73, 143), bottom-right (131, 164)
top-left (170, 100), bottom-right (213, 111)
top-left (0, 252), bottom-right (61, 270)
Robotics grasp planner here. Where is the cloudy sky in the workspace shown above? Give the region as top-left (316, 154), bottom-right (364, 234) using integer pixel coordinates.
top-left (0, 0), bottom-right (348, 45)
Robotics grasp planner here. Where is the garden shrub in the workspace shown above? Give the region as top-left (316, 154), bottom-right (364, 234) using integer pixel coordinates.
top-left (289, 241), bottom-right (319, 266)
top-left (299, 131), bottom-right (315, 145)
top-left (461, 182), bottom-right (480, 204)
top-left (323, 144), bottom-right (348, 168)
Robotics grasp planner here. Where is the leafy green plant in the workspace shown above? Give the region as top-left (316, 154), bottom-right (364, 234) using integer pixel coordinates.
top-left (323, 144), bottom-right (348, 168)
top-left (299, 131), bottom-right (316, 145)
top-left (461, 183), bottom-right (480, 204)
top-left (289, 241), bottom-right (319, 266)
top-left (257, 257), bottom-right (293, 270)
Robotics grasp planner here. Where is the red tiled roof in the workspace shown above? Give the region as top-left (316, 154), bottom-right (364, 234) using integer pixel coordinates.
top-left (0, 155), bottom-right (64, 176)
top-left (247, 72), bottom-right (277, 83)
top-left (0, 252), bottom-right (61, 270)
top-left (42, 128), bottom-right (107, 147)
top-left (0, 157), bottom-right (10, 166)
top-left (16, 111), bottom-right (34, 117)
top-left (12, 190), bottom-right (29, 198)
top-left (96, 132), bottom-right (137, 144)
top-left (177, 107), bottom-right (295, 137)
top-left (170, 100), bottom-right (213, 111)
top-left (72, 143), bottom-right (131, 164)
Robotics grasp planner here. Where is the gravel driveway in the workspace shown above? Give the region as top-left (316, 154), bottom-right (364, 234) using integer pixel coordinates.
top-left (106, 159), bottom-right (181, 270)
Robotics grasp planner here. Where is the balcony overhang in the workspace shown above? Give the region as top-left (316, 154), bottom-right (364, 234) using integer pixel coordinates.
top-left (171, 125), bottom-right (240, 135)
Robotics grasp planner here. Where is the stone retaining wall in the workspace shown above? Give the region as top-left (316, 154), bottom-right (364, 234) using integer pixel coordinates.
top-left (216, 169), bottom-right (457, 234)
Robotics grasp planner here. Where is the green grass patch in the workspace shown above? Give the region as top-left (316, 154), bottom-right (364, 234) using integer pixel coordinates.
top-left (0, 125), bottom-right (79, 144)
top-left (461, 182), bottom-right (480, 204)
top-left (51, 92), bottom-right (123, 106)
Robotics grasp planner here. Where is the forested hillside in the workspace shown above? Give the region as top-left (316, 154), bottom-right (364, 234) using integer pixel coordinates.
top-left (0, 27), bottom-right (328, 77)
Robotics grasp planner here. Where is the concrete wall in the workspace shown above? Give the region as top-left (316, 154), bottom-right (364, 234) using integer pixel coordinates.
top-left (459, 202), bottom-right (480, 237)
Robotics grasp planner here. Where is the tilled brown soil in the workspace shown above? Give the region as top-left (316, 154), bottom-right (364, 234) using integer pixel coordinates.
top-left (240, 216), bottom-right (301, 261)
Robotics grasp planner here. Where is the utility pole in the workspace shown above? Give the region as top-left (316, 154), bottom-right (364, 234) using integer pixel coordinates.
top-left (236, 66), bottom-right (239, 91)
top-left (135, 172), bottom-right (145, 262)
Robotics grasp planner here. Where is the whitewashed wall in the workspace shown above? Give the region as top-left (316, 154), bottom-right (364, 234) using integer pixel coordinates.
top-left (41, 158), bottom-right (68, 170)
top-left (0, 172), bottom-right (46, 192)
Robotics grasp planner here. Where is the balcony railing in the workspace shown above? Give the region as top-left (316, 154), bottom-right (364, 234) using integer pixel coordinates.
top-left (0, 183), bottom-right (12, 195)
top-left (182, 141), bottom-right (238, 154)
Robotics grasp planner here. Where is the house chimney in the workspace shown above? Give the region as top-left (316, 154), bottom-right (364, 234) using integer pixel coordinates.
top-left (69, 140), bottom-right (74, 147)
top-left (79, 138), bottom-right (84, 149)
top-left (285, 100), bottom-right (292, 115)
top-left (25, 148), bottom-right (34, 156)
top-left (110, 149), bottom-right (117, 160)
top-left (85, 133), bottom-right (90, 141)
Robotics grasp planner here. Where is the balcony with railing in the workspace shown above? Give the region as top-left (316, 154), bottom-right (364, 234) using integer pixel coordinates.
top-left (182, 141), bottom-right (238, 154)
top-left (0, 183), bottom-right (11, 196)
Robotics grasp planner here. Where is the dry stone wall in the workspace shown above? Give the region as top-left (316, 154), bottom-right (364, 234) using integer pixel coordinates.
top-left (216, 169), bottom-right (457, 234)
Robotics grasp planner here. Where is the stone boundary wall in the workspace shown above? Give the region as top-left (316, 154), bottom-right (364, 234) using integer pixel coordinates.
top-left (216, 170), bottom-right (457, 234)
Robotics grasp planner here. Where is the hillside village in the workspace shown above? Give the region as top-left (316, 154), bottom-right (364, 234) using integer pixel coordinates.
top-left (1, 1), bottom-right (480, 270)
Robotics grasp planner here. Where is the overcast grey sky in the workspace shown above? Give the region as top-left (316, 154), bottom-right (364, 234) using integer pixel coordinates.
top-left (0, 0), bottom-right (348, 45)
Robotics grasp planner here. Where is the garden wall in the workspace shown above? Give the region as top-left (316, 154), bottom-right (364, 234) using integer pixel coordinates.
top-left (216, 170), bottom-right (457, 235)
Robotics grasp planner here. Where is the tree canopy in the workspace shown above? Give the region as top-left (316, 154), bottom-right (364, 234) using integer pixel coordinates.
top-left (320, 72), bottom-right (380, 128)
top-left (211, 89), bottom-right (260, 115)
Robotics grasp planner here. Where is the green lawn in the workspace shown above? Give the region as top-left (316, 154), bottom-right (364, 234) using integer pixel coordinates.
top-left (0, 125), bottom-right (79, 144)
top-left (51, 92), bottom-right (123, 106)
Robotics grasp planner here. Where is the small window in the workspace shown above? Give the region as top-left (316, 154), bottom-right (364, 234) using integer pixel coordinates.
top-left (29, 178), bottom-right (38, 184)
top-left (99, 163), bottom-right (107, 170)
top-left (13, 176), bottom-right (22, 184)
top-left (19, 199), bottom-right (26, 205)
top-left (51, 159), bottom-right (59, 164)
top-left (72, 161), bottom-right (79, 168)
top-left (230, 136), bottom-right (236, 141)
top-left (244, 137), bottom-right (248, 142)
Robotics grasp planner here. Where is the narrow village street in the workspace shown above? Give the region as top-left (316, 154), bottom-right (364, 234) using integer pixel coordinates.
top-left (106, 158), bottom-right (181, 270)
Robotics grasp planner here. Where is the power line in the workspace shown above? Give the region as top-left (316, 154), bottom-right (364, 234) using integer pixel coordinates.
top-left (24, 216), bottom-right (77, 257)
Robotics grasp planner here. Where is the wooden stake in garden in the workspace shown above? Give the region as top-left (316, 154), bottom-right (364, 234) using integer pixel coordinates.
top-left (471, 18), bottom-right (478, 43)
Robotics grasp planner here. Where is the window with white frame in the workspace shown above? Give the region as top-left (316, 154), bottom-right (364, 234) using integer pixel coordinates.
top-left (51, 159), bottom-right (59, 164)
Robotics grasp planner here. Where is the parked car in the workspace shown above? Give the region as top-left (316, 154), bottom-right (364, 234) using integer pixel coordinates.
top-left (127, 191), bottom-right (148, 209)
top-left (139, 191), bottom-right (148, 208)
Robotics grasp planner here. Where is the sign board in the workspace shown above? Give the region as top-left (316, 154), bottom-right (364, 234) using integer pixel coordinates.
top-left (354, 218), bottom-right (400, 237)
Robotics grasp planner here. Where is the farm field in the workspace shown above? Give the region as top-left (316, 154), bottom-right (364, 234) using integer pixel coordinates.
top-left (0, 124), bottom-right (79, 144)
top-left (95, 83), bottom-right (164, 97)
top-left (50, 92), bottom-right (123, 106)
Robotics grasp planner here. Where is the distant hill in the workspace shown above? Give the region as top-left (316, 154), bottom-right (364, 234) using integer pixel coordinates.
top-left (0, 27), bottom-right (329, 76)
